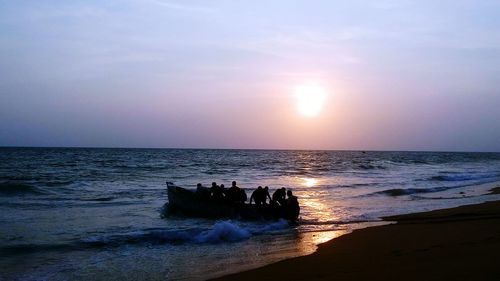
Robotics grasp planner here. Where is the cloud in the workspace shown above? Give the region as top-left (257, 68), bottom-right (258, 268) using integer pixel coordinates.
top-left (148, 0), bottom-right (217, 14)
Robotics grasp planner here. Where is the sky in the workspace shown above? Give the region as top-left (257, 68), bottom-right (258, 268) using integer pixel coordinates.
top-left (1, 0), bottom-right (500, 151)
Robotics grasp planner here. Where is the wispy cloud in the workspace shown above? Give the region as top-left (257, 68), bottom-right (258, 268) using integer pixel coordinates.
top-left (148, 0), bottom-right (217, 14)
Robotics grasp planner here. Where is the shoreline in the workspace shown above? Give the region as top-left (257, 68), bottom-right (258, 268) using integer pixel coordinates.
top-left (212, 188), bottom-right (500, 281)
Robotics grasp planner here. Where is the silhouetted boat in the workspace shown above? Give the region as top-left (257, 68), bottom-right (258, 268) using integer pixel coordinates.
top-left (164, 182), bottom-right (297, 221)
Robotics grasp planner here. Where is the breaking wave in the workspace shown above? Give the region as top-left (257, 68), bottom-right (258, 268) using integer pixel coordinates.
top-left (371, 172), bottom-right (500, 197)
top-left (371, 183), bottom-right (483, 197)
top-left (429, 173), bottom-right (500, 182)
top-left (89, 219), bottom-right (290, 246)
top-left (193, 221), bottom-right (251, 243)
top-left (376, 187), bottom-right (451, 197)
top-left (0, 220), bottom-right (291, 256)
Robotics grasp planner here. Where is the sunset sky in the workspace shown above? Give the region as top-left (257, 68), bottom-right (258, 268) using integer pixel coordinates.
top-left (1, 1), bottom-right (500, 151)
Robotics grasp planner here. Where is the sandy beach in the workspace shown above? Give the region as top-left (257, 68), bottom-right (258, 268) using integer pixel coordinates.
top-left (214, 189), bottom-right (500, 281)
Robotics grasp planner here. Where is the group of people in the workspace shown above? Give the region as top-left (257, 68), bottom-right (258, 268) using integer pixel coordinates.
top-left (196, 181), bottom-right (247, 204)
top-left (195, 181), bottom-right (300, 219)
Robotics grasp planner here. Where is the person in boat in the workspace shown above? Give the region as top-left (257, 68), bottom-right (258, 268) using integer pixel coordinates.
top-left (263, 186), bottom-right (272, 205)
top-left (272, 187), bottom-right (286, 206)
top-left (239, 188), bottom-right (247, 202)
top-left (249, 186), bottom-right (264, 205)
top-left (250, 186), bottom-right (272, 206)
top-left (210, 182), bottom-right (225, 202)
top-left (196, 183), bottom-right (210, 200)
top-left (226, 181), bottom-right (245, 204)
top-left (220, 184), bottom-right (226, 196)
top-left (285, 190), bottom-right (300, 220)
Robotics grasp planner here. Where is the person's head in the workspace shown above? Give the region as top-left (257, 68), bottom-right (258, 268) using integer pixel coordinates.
top-left (212, 182), bottom-right (217, 187)
top-left (287, 190), bottom-right (293, 197)
top-left (232, 181), bottom-right (236, 187)
top-left (257, 186), bottom-right (262, 190)
top-left (264, 186), bottom-right (269, 190)
top-left (197, 183), bottom-right (202, 188)
top-left (220, 184), bottom-right (225, 188)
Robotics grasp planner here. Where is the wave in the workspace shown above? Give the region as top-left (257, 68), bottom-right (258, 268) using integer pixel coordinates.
top-left (44, 180), bottom-right (74, 187)
top-left (376, 172), bottom-right (500, 197)
top-left (0, 220), bottom-right (291, 256)
top-left (0, 243), bottom-right (76, 256)
top-left (300, 219), bottom-right (380, 225)
top-left (429, 173), bottom-right (499, 182)
top-left (357, 164), bottom-right (386, 170)
top-left (247, 219), bottom-right (290, 234)
top-left (0, 182), bottom-right (45, 196)
top-left (193, 221), bottom-right (251, 243)
top-left (80, 196), bottom-right (115, 202)
top-left (373, 184), bottom-right (474, 197)
top-left (0, 175), bottom-right (74, 188)
top-left (91, 222), bottom-right (255, 245)
top-left (0, 175), bottom-right (41, 181)
top-left (110, 164), bottom-right (175, 171)
top-left (334, 183), bottom-right (379, 189)
top-left (377, 187), bottom-right (449, 196)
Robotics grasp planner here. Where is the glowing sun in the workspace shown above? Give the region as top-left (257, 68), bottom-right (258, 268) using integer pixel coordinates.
top-left (294, 82), bottom-right (327, 117)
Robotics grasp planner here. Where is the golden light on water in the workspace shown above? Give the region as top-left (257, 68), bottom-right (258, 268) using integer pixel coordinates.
top-left (294, 82), bottom-right (327, 117)
top-left (296, 229), bottom-right (351, 256)
top-left (302, 177), bottom-right (318, 187)
top-left (295, 193), bottom-right (349, 254)
top-left (300, 196), bottom-right (340, 223)
top-left (310, 229), bottom-right (349, 244)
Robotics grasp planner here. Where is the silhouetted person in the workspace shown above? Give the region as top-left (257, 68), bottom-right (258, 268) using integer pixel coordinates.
top-left (196, 183), bottom-right (210, 200)
top-left (263, 186), bottom-right (272, 205)
top-left (226, 181), bottom-right (245, 203)
top-left (250, 186), bottom-right (264, 205)
top-left (239, 188), bottom-right (247, 202)
top-left (220, 184), bottom-right (226, 197)
top-left (272, 187), bottom-right (286, 206)
top-left (250, 186), bottom-right (272, 206)
top-left (285, 190), bottom-right (300, 220)
top-left (235, 181), bottom-right (248, 202)
top-left (210, 182), bottom-right (224, 202)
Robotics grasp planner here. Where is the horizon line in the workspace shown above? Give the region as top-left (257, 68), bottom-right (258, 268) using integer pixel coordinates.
top-left (0, 145), bottom-right (499, 154)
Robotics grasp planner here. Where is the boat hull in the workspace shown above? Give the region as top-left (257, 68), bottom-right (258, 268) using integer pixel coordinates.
top-left (165, 183), bottom-right (291, 221)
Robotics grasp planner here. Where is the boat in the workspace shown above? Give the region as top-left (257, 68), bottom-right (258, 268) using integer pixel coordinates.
top-left (164, 182), bottom-right (298, 221)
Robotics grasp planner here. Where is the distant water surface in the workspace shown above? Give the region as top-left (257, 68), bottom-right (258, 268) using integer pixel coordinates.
top-left (1, 148), bottom-right (500, 280)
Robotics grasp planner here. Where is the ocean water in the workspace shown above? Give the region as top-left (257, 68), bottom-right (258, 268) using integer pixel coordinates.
top-left (1, 148), bottom-right (500, 280)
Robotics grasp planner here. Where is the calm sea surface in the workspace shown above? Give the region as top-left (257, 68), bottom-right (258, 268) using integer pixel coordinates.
top-left (1, 148), bottom-right (500, 280)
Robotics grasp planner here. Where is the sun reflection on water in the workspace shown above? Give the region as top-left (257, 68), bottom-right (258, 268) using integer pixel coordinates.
top-left (289, 176), bottom-right (356, 256)
top-left (301, 198), bottom-right (335, 221)
top-left (311, 229), bottom-right (348, 244)
top-left (296, 229), bottom-right (350, 256)
top-left (301, 177), bottom-right (318, 187)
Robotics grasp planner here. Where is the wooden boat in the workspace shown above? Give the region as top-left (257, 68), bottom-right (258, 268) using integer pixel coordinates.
top-left (164, 182), bottom-right (298, 221)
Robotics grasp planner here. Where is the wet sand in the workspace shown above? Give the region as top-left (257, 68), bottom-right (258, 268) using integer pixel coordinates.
top-left (213, 190), bottom-right (500, 281)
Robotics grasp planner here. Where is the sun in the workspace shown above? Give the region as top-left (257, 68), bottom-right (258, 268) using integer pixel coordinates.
top-left (294, 82), bottom-right (327, 117)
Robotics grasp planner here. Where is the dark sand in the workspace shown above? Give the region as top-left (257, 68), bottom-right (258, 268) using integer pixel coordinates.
top-left (213, 194), bottom-right (500, 281)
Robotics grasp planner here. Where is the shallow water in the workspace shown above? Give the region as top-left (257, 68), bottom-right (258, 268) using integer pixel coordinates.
top-left (1, 148), bottom-right (500, 280)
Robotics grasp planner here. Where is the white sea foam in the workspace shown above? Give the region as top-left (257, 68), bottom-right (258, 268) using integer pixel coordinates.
top-left (194, 221), bottom-right (251, 243)
top-left (78, 220), bottom-right (291, 247)
top-left (249, 219), bottom-right (290, 234)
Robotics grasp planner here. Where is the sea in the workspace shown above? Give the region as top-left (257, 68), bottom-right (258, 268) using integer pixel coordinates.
top-left (1, 148), bottom-right (500, 281)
